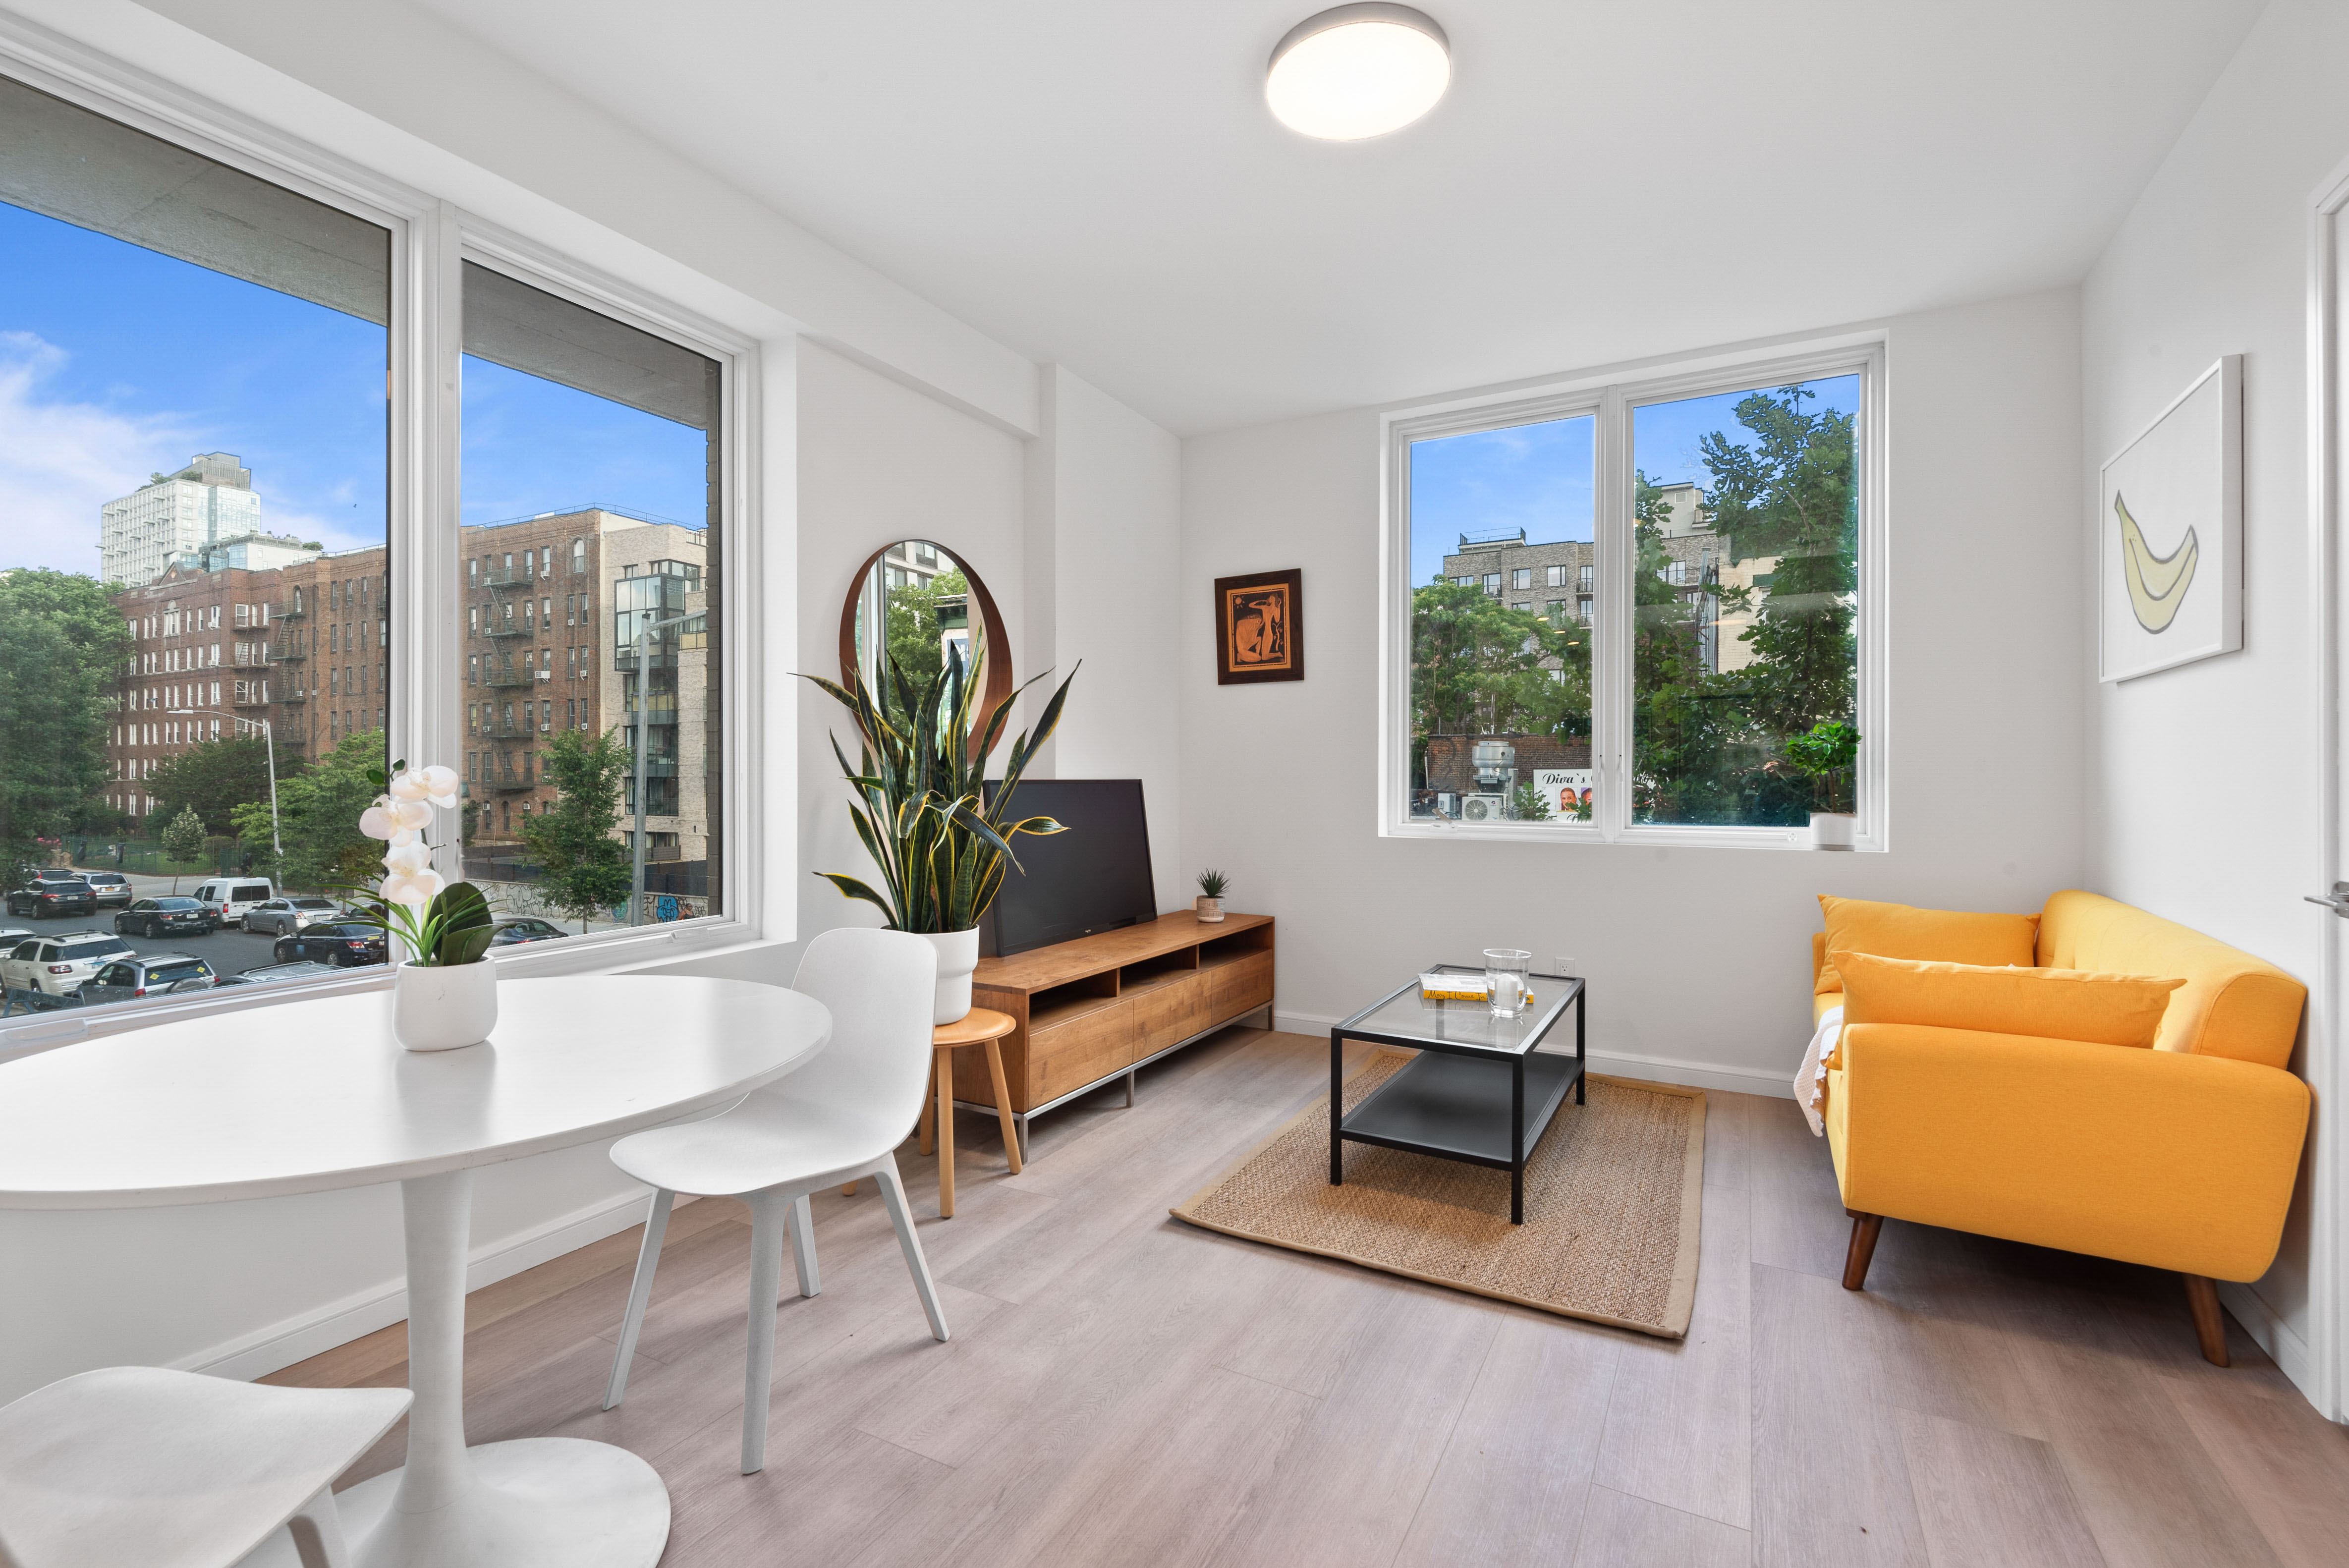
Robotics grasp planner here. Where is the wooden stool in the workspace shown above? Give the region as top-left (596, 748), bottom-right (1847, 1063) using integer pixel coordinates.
top-left (845, 1008), bottom-right (1023, 1218)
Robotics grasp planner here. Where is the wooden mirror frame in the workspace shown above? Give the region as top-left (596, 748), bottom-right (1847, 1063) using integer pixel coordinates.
top-left (837, 543), bottom-right (1015, 761)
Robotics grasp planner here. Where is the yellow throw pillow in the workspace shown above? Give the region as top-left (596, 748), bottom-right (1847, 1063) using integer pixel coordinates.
top-left (1815, 895), bottom-right (2040, 995)
top-left (1832, 949), bottom-right (2183, 1047)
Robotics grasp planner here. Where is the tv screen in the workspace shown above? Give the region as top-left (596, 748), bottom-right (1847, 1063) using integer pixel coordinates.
top-left (980, 779), bottom-right (1157, 957)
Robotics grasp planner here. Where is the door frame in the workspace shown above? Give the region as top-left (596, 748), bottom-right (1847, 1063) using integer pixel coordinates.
top-left (2297, 154), bottom-right (2349, 1424)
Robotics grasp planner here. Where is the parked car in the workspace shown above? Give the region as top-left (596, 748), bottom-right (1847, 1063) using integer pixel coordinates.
top-left (272, 922), bottom-right (388, 968)
top-left (242, 896), bottom-right (347, 937)
top-left (5, 880), bottom-right (97, 919)
top-left (0, 932), bottom-right (135, 1000)
top-left (489, 916), bottom-right (566, 947)
top-left (190, 878), bottom-right (277, 929)
top-left (113, 897), bottom-right (221, 939)
top-left (78, 953), bottom-right (216, 1005)
top-left (216, 960), bottom-right (345, 988)
top-left (79, 871), bottom-right (133, 909)
top-left (28, 867), bottom-right (82, 885)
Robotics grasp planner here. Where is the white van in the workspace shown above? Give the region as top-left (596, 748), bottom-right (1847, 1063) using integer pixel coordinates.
top-left (191, 879), bottom-right (277, 929)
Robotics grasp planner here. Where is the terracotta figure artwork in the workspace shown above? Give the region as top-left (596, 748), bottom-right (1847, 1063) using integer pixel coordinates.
top-left (1213, 568), bottom-right (1304, 684)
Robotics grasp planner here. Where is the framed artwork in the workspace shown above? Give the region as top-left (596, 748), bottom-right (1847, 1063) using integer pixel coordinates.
top-left (2099, 355), bottom-right (2243, 682)
top-left (1214, 568), bottom-right (1304, 684)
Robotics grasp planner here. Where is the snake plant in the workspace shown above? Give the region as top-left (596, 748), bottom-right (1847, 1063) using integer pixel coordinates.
top-left (801, 646), bottom-right (1076, 933)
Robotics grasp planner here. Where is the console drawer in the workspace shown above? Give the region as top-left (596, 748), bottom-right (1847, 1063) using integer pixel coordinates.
top-left (1205, 951), bottom-right (1274, 1018)
top-left (1030, 1000), bottom-right (1135, 1103)
top-left (1132, 973), bottom-right (1212, 1057)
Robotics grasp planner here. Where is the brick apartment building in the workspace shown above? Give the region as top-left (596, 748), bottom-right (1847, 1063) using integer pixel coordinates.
top-left (108, 507), bottom-right (711, 903)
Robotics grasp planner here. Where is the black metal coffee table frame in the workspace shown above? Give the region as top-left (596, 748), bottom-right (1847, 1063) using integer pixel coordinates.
top-left (1329, 966), bottom-right (1586, 1225)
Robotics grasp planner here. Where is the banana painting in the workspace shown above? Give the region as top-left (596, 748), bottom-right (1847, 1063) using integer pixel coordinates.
top-left (2114, 493), bottom-right (2198, 633)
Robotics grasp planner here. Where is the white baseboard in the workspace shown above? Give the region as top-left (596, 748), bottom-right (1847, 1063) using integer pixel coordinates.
top-left (1270, 1009), bottom-right (1795, 1099)
top-left (180, 1185), bottom-right (663, 1384)
top-left (2217, 1279), bottom-right (2329, 1416)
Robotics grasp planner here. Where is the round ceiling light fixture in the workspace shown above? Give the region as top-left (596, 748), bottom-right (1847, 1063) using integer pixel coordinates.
top-left (1266, 4), bottom-right (1450, 141)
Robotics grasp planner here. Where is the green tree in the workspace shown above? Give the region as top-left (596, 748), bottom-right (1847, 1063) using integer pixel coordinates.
top-left (0, 570), bottom-right (131, 885)
top-left (882, 568), bottom-right (972, 688)
top-left (161, 804), bottom-right (207, 866)
top-left (231, 728), bottom-right (386, 892)
top-left (1407, 580), bottom-right (1589, 786)
top-left (146, 735), bottom-right (295, 837)
top-left (520, 728), bottom-right (634, 925)
top-left (1700, 385), bottom-right (1856, 741)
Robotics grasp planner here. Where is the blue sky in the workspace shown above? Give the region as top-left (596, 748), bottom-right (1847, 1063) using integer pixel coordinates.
top-left (1409, 375), bottom-right (1861, 588)
top-left (0, 200), bottom-right (707, 577)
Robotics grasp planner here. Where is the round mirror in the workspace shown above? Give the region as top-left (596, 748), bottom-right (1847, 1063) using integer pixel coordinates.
top-left (837, 541), bottom-right (1012, 750)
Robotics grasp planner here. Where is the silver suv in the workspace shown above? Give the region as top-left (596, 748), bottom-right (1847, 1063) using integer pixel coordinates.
top-left (79, 953), bottom-right (217, 1005)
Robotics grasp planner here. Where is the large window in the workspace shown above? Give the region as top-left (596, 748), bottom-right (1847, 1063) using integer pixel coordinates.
top-left (457, 263), bottom-right (723, 939)
top-left (0, 73), bottom-right (391, 1015)
top-left (0, 57), bottom-right (747, 1039)
top-left (1387, 346), bottom-right (1881, 845)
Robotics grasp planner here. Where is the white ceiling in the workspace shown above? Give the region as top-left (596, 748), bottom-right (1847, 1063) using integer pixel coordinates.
top-left (413, 0), bottom-right (2263, 436)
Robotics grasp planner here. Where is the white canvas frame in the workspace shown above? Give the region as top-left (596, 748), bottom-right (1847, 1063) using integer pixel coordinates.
top-left (2098, 355), bottom-right (2244, 682)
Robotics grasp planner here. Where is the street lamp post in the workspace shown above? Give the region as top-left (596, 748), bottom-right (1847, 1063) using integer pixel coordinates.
top-left (630, 612), bottom-right (699, 928)
top-left (167, 708), bottom-right (280, 862)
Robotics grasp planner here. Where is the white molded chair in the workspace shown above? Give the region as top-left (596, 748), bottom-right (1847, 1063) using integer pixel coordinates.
top-left (602, 927), bottom-right (949, 1474)
top-left (0, 1366), bottom-right (411, 1568)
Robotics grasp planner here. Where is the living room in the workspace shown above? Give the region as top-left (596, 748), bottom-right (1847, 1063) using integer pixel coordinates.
top-left (0, 3), bottom-right (2345, 1566)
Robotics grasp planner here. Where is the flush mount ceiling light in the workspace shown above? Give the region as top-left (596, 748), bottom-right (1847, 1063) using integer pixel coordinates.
top-left (1266, 4), bottom-right (1450, 141)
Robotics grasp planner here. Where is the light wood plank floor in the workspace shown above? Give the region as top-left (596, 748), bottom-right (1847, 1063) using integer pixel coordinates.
top-left (267, 1026), bottom-right (2349, 1568)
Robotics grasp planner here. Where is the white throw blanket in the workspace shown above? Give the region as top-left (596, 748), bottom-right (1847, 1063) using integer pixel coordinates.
top-left (1793, 1004), bottom-right (1844, 1137)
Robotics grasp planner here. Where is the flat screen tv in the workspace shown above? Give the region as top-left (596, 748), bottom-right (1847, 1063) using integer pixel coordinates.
top-left (979, 779), bottom-right (1157, 957)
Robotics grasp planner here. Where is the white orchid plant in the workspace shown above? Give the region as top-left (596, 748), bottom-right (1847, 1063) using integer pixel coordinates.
top-left (333, 759), bottom-right (495, 967)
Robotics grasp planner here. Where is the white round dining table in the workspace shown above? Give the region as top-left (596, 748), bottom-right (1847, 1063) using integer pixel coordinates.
top-left (0, 974), bottom-right (831, 1568)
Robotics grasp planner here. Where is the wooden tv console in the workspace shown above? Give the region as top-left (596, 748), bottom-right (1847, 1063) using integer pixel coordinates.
top-left (953, 912), bottom-right (1275, 1156)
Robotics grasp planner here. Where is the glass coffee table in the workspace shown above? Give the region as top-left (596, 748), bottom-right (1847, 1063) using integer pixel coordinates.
top-left (1329, 965), bottom-right (1586, 1224)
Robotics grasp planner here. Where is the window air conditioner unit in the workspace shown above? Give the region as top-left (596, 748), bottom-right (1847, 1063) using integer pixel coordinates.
top-left (1460, 793), bottom-right (1510, 824)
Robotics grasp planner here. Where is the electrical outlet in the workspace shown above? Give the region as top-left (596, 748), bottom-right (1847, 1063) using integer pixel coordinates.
top-left (1555, 954), bottom-right (1577, 978)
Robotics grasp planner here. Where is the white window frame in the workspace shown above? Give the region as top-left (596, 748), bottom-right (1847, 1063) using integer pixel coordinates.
top-left (0, 25), bottom-right (769, 1055)
top-left (1379, 335), bottom-right (1889, 851)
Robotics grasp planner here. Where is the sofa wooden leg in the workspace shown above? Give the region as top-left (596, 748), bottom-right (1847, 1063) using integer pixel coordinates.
top-left (2183, 1274), bottom-right (2231, 1367)
top-left (1842, 1212), bottom-right (1883, 1291)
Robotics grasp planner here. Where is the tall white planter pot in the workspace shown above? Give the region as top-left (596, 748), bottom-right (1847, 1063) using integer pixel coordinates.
top-left (921, 928), bottom-right (979, 1026)
top-left (392, 960), bottom-right (498, 1052)
top-left (1809, 812), bottom-right (1857, 851)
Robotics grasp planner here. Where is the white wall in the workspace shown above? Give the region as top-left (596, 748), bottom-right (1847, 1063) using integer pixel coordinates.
top-left (1022, 366), bottom-right (1186, 908)
top-left (1179, 288), bottom-right (2087, 1097)
top-left (2079, 0), bottom-right (2349, 1407)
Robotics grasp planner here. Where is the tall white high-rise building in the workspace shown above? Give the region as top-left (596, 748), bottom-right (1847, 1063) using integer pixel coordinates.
top-left (99, 452), bottom-right (265, 587)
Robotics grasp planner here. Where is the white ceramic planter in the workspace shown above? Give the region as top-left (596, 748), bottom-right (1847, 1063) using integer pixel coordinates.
top-left (1195, 896), bottom-right (1225, 923)
top-left (921, 928), bottom-right (979, 1026)
top-left (392, 959), bottom-right (499, 1052)
top-left (1809, 811), bottom-right (1858, 851)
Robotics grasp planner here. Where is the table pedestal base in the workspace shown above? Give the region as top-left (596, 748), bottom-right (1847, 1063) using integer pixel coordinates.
top-left (240, 1437), bottom-right (669, 1568)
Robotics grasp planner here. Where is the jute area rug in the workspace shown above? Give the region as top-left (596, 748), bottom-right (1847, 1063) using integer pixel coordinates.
top-left (1172, 1049), bottom-right (1706, 1338)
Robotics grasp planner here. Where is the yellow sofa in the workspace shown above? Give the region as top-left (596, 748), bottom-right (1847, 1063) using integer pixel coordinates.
top-left (1814, 889), bottom-right (2311, 1365)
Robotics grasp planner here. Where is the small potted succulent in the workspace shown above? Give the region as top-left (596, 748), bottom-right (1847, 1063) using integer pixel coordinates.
top-left (339, 760), bottom-right (498, 1050)
top-left (1785, 721), bottom-right (1860, 850)
top-left (1195, 869), bottom-right (1229, 923)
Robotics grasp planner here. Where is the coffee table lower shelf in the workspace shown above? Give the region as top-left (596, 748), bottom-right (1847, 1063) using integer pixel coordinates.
top-left (1334, 1050), bottom-right (1583, 1224)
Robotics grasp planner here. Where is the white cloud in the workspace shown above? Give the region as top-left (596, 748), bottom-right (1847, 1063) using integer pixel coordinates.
top-left (0, 332), bottom-right (197, 575)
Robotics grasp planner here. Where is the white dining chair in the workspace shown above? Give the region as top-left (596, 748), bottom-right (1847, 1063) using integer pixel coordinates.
top-left (0, 1365), bottom-right (411, 1568)
top-left (601, 926), bottom-right (949, 1474)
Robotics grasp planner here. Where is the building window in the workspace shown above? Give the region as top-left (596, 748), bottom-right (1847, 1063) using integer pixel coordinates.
top-left (1387, 344), bottom-right (1878, 842)
top-left (1511, 567), bottom-right (1531, 590)
top-left (1481, 573), bottom-right (1501, 596)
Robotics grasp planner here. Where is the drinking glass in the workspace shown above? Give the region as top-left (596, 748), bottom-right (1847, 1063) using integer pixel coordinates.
top-left (1484, 949), bottom-right (1532, 1018)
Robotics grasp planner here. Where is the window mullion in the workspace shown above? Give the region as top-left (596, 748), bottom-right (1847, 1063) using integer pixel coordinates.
top-left (1593, 386), bottom-right (1633, 840)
